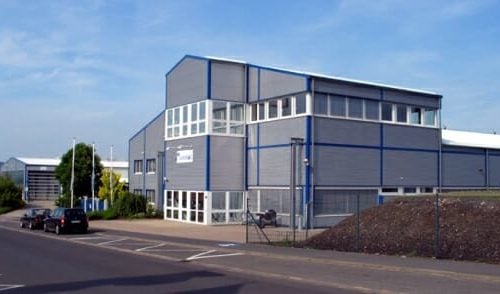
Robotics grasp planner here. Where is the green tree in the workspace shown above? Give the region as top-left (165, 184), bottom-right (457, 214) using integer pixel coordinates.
top-left (0, 175), bottom-right (24, 211)
top-left (55, 143), bottom-right (103, 206)
top-left (98, 169), bottom-right (125, 203)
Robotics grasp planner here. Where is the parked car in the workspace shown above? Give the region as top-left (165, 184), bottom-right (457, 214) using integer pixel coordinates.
top-left (19, 208), bottom-right (51, 230)
top-left (44, 208), bottom-right (88, 235)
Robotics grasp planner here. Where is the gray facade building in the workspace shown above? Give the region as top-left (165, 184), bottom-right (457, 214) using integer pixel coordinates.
top-left (129, 55), bottom-right (500, 227)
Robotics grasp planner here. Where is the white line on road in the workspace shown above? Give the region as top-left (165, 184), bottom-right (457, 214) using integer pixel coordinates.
top-left (97, 238), bottom-right (128, 246)
top-left (185, 250), bottom-right (244, 261)
top-left (0, 285), bottom-right (25, 292)
top-left (136, 243), bottom-right (166, 252)
top-left (70, 236), bottom-right (106, 240)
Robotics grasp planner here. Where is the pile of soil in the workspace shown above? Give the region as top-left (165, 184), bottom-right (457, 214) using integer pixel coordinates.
top-left (302, 197), bottom-right (500, 263)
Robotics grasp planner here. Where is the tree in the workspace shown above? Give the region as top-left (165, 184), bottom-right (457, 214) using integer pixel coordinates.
top-left (55, 143), bottom-right (103, 205)
top-left (98, 169), bottom-right (125, 203)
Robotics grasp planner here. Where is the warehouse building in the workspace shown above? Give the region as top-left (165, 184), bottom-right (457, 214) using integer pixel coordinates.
top-left (129, 55), bottom-right (500, 227)
top-left (0, 157), bottom-right (128, 201)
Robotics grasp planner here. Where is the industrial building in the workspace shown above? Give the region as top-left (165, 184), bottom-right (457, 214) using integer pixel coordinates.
top-left (129, 55), bottom-right (500, 227)
top-left (0, 157), bottom-right (128, 201)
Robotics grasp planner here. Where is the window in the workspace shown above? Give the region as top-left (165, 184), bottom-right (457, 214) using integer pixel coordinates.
top-left (258, 102), bottom-right (266, 120)
top-left (381, 187), bottom-right (398, 193)
top-left (133, 189), bottom-right (142, 195)
top-left (295, 93), bottom-right (306, 114)
top-left (166, 101), bottom-right (207, 140)
top-left (423, 109), bottom-right (436, 126)
top-left (381, 103), bottom-right (393, 121)
top-left (365, 100), bottom-right (379, 120)
top-left (230, 103), bottom-right (244, 134)
top-left (403, 187), bottom-right (417, 194)
top-left (314, 93), bottom-right (328, 115)
top-left (281, 97), bottom-right (291, 117)
top-left (410, 107), bottom-right (422, 125)
top-left (330, 95), bottom-right (346, 117)
top-left (348, 98), bottom-right (363, 119)
top-left (268, 100), bottom-right (278, 118)
top-left (133, 160), bottom-right (143, 174)
top-left (146, 159), bottom-right (156, 173)
top-left (396, 105), bottom-right (407, 123)
top-left (146, 189), bottom-right (155, 202)
top-left (251, 104), bottom-right (258, 121)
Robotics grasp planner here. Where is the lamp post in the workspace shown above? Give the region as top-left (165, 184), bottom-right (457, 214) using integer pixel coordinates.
top-left (290, 137), bottom-right (304, 245)
top-left (70, 138), bottom-right (76, 208)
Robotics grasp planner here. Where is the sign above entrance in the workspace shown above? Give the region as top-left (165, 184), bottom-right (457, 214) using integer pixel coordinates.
top-left (176, 150), bottom-right (193, 163)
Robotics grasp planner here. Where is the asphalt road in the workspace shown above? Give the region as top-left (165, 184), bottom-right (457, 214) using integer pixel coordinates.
top-left (0, 227), bottom-right (338, 293)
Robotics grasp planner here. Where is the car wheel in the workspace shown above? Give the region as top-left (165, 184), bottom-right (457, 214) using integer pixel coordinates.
top-left (55, 225), bottom-right (61, 235)
top-left (20, 222), bottom-right (24, 229)
top-left (28, 222), bottom-right (33, 230)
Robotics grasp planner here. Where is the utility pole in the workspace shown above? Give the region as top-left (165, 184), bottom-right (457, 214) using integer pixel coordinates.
top-left (70, 138), bottom-right (76, 208)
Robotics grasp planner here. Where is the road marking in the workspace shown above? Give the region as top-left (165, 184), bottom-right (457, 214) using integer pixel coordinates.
top-left (218, 243), bottom-right (237, 247)
top-left (136, 243), bottom-right (166, 252)
top-left (97, 238), bottom-right (128, 246)
top-left (0, 285), bottom-right (25, 292)
top-left (70, 236), bottom-right (106, 240)
top-left (185, 250), bottom-right (244, 261)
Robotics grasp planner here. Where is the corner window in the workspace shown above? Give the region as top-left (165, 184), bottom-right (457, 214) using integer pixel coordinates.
top-left (295, 93), bottom-right (306, 114)
top-left (314, 93), bottom-right (328, 115)
top-left (423, 109), bottom-right (436, 126)
top-left (166, 101), bottom-right (208, 140)
top-left (410, 107), bottom-right (422, 125)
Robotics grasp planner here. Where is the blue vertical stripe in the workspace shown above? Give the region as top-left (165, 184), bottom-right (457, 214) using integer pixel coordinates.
top-left (207, 60), bottom-right (212, 99)
top-left (305, 116), bottom-right (312, 204)
top-left (257, 124), bottom-right (260, 186)
top-left (257, 68), bottom-right (261, 101)
top-left (379, 88), bottom-right (384, 187)
top-left (206, 135), bottom-right (211, 191)
top-left (245, 125), bottom-right (249, 190)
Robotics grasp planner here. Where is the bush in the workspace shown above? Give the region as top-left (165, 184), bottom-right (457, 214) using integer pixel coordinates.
top-left (55, 194), bottom-right (81, 208)
top-left (113, 192), bottom-right (146, 217)
top-left (0, 176), bottom-right (24, 211)
top-left (87, 209), bottom-right (118, 220)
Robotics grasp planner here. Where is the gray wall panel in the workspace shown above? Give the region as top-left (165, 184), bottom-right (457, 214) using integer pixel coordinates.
top-left (211, 62), bottom-right (245, 102)
top-left (210, 136), bottom-right (244, 191)
top-left (248, 124), bottom-right (258, 147)
top-left (314, 146), bottom-right (379, 186)
top-left (383, 89), bottom-right (440, 108)
top-left (260, 69), bottom-right (306, 99)
top-left (144, 112), bottom-right (165, 204)
top-left (442, 152), bottom-right (485, 187)
top-left (259, 147), bottom-right (290, 186)
top-left (488, 155), bottom-right (500, 187)
top-left (384, 125), bottom-right (439, 150)
top-left (247, 149), bottom-right (257, 186)
top-left (166, 137), bottom-right (206, 191)
top-left (129, 131), bottom-right (145, 194)
top-left (315, 118), bottom-right (380, 146)
top-left (314, 79), bottom-right (380, 100)
top-left (166, 58), bottom-right (207, 108)
top-left (384, 150), bottom-right (437, 186)
top-left (248, 67), bottom-right (258, 102)
top-left (259, 118), bottom-right (306, 146)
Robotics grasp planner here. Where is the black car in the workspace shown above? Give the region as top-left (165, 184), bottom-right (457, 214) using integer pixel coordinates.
top-left (20, 208), bottom-right (52, 230)
top-left (44, 208), bottom-right (88, 235)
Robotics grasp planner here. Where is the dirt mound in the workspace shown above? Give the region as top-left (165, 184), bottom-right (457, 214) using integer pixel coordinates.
top-left (302, 197), bottom-right (500, 263)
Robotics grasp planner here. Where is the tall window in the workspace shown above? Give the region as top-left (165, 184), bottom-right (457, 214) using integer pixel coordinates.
top-left (230, 103), bottom-right (245, 134)
top-left (268, 100), bottom-right (278, 119)
top-left (423, 109), bottom-right (436, 126)
top-left (281, 97), bottom-right (291, 117)
top-left (314, 93), bottom-right (328, 115)
top-left (365, 100), bottom-right (379, 120)
top-left (295, 93), bottom-right (306, 114)
top-left (410, 107), bottom-right (422, 125)
top-left (348, 98), bottom-right (363, 119)
top-left (133, 160), bottom-right (143, 174)
top-left (381, 103), bottom-right (393, 121)
top-left (212, 101), bottom-right (227, 134)
top-left (146, 159), bottom-right (156, 173)
top-left (396, 105), bottom-right (407, 123)
top-left (330, 95), bottom-right (346, 117)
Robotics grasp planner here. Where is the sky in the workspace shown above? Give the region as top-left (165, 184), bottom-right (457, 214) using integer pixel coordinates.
top-left (1, 0), bottom-right (500, 161)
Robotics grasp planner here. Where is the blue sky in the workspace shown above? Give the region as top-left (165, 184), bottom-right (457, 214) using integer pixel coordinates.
top-left (1, 0), bottom-right (500, 161)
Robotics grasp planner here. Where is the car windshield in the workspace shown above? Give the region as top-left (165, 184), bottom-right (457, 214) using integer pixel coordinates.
top-left (34, 209), bottom-right (50, 216)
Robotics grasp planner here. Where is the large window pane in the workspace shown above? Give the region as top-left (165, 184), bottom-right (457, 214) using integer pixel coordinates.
top-left (281, 97), bottom-right (291, 117)
top-left (365, 100), bottom-right (379, 120)
top-left (199, 102), bottom-right (206, 120)
top-left (229, 192), bottom-right (243, 209)
top-left (314, 93), bottom-right (328, 115)
top-left (269, 100), bottom-right (278, 118)
top-left (348, 98), bottom-right (363, 119)
top-left (295, 93), bottom-right (306, 114)
top-left (424, 109), bottom-right (436, 126)
top-left (258, 103), bottom-right (265, 120)
top-left (410, 107), bottom-right (422, 125)
top-left (381, 103), bottom-right (393, 121)
top-left (212, 192), bottom-right (226, 210)
top-left (212, 121), bottom-right (226, 134)
top-left (167, 109), bottom-right (173, 126)
top-left (251, 104), bottom-right (258, 121)
top-left (182, 106), bottom-right (188, 123)
top-left (330, 95), bottom-right (346, 117)
top-left (230, 104), bottom-right (244, 121)
top-left (213, 101), bottom-right (226, 120)
top-left (396, 105), bottom-right (407, 123)
top-left (191, 103), bottom-right (198, 121)
top-left (174, 108), bottom-right (180, 124)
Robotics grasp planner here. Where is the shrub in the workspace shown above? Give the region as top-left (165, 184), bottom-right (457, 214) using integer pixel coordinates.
top-left (113, 192), bottom-right (146, 217)
top-left (0, 176), bottom-right (24, 211)
top-left (55, 194), bottom-right (81, 208)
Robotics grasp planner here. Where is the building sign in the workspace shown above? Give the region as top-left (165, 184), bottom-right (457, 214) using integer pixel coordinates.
top-left (176, 150), bottom-right (193, 163)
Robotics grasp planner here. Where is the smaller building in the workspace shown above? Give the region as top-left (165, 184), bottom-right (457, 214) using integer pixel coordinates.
top-left (0, 157), bottom-right (128, 201)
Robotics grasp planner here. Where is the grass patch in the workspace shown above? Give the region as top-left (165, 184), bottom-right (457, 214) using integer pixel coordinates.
top-left (0, 206), bottom-right (14, 215)
top-left (442, 190), bottom-right (500, 199)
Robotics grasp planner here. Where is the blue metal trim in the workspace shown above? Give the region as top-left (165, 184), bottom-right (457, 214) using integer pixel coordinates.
top-left (248, 144), bottom-right (289, 150)
top-left (207, 60), bottom-right (212, 99)
top-left (256, 124), bottom-right (260, 186)
top-left (205, 135), bottom-right (211, 191)
top-left (305, 116), bottom-right (312, 204)
top-left (129, 111), bottom-right (165, 141)
top-left (162, 139), bottom-right (166, 206)
top-left (245, 65), bottom-right (249, 103)
top-left (306, 77), bottom-right (312, 92)
top-left (441, 150), bottom-right (485, 156)
top-left (380, 123), bottom-right (384, 186)
top-left (165, 74), bottom-right (168, 109)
